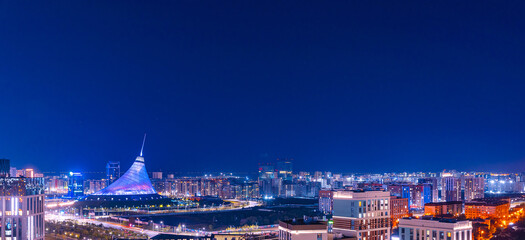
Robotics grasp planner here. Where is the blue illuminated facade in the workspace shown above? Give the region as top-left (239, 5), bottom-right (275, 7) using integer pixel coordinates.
top-left (68, 172), bottom-right (84, 198)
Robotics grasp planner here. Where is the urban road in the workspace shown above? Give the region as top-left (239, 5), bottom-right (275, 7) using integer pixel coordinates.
top-left (46, 200), bottom-right (268, 238)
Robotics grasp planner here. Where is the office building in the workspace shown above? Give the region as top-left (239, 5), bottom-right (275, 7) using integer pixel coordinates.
top-left (67, 172), bottom-right (84, 198)
top-left (106, 161), bottom-right (120, 185)
top-left (332, 190), bottom-right (391, 240)
top-left (424, 201), bottom-right (463, 217)
top-left (0, 177), bottom-right (45, 240)
top-left (279, 219), bottom-right (327, 240)
top-left (398, 218), bottom-right (472, 240)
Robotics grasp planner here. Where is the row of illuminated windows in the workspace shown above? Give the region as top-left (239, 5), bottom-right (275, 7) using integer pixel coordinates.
top-left (400, 227), bottom-right (471, 240)
top-left (0, 196), bottom-right (44, 216)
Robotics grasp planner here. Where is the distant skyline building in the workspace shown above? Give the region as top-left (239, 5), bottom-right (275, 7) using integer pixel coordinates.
top-left (152, 172), bottom-right (163, 180)
top-left (0, 159), bottom-right (10, 177)
top-left (276, 159), bottom-right (293, 180)
top-left (9, 167), bottom-right (17, 178)
top-left (418, 177), bottom-right (439, 202)
top-left (258, 163), bottom-right (275, 179)
top-left (68, 172), bottom-right (84, 198)
top-left (106, 161), bottom-right (120, 186)
top-left (319, 190), bottom-right (334, 215)
top-left (387, 184), bottom-right (431, 209)
top-left (462, 176), bottom-right (484, 201)
top-left (0, 175), bottom-right (45, 240)
top-left (441, 177), bottom-right (461, 202)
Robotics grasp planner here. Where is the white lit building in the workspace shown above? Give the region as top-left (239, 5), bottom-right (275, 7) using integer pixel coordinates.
top-left (279, 219), bottom-right (328, 240)
top-left (332, 190), bottom-right (391, 240)
top-left (0, 177), bottom-right (45, 240)
top-left (398, 218), bottom-right (472, 240)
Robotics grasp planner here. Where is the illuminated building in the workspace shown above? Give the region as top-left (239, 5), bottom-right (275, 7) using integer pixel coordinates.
top-left (9, 167), bottom-right (17, 178)
top-left (84, 179), bottom-right (107, 195)
top-left (0, 159), bottom-right (9, 177)
top-left (387, 184), bottom-right (432, 209)
top-left (464, 199), bottom-right (509, 219)
top-left (424, 201), bottom-right (463, 217)
top-left (332, 190), bottom-right (391, 240)
top-left (441, 177), bottom-right (461, 202)
top-left (152, 172), bottom-right (163, 180)
top-left (418, 178), bottom-right (439, 202)
top-left (258, 163), bottom-right (276, 179)
top-left (390, 196), bottom-right (409, 228)
top-left (276, 160), bottom-right (293, 181)
top-left (67, 172), bottom-right (84, 198)
top-left (398, 218), bottom-right (472, 240)
top-left (17, 169), bottom-right (34, 178)
top-left (79, 137), bottom-right (171, 211)
top-left (106, 161), bottom-right (120, 185)
top-left (89, 155), bottom-right (156, 196)
top-left (279, 219), bottom-right (328, 240)
top-left (486, 177), bottom-right (519, 193)
top-left (462, 176), bottom-right (484, 201)
top-left (319, 190), bottom-right (334, 215)
top-left (45, 177), bottom-right (68, 194)
top-left (0, 176), bottom-right (45, 240)
top-left (281, 180), bottom-right (296, 197)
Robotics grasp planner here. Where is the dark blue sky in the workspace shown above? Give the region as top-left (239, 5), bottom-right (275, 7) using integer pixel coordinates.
top-left (1, 1), bottom-right (524, 174)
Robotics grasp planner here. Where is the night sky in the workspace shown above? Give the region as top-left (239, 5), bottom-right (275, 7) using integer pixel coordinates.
top-left (1, 1), bottom-right (524, 174)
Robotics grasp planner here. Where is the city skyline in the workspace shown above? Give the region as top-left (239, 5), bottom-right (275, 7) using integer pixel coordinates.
top-left (1, 1), bottom-right (525, 173)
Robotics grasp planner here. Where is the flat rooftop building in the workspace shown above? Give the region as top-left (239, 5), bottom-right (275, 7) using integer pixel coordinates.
top-left (398, 218), bottom-right (472, 240)
top-left (424, 201), bottom-right (463, 217)
top-left (279, 219), bottom-right (327, 240)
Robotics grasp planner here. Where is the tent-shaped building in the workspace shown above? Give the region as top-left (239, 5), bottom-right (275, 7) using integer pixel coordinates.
top-left (79, 141), bottom-right (175, 209)
top-left (93, 155), bottom-right (157, 196)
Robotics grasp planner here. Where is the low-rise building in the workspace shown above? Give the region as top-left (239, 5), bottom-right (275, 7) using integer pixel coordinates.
top-left (398, 218), bottom-right (472, 240)
top-left (279, 219), bottom-right (327, 240)
top-left (464, 199), bottom-right (509, 219)
top-left (424, 201), bottom-right (463, 217)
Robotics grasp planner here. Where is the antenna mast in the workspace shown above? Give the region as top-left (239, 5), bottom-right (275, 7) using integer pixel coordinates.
top-left (140, 133), bottom-right (146, 156)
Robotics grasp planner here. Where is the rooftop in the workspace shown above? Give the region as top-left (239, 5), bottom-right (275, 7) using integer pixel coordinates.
top-left (425, 201), bottom-right (463, 206)
top-left (279, 219), bottom-right (327, 231)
